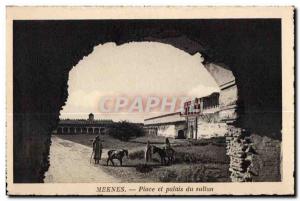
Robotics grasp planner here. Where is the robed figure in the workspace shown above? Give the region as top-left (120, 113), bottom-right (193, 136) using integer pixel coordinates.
top-left (144, 140), bottom-right (152, 163)
top-left (92, 135), bottom-right (103, 164)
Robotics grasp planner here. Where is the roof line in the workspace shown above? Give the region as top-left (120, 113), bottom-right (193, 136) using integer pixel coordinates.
top-left (144, 112), bottom-right (182, 121)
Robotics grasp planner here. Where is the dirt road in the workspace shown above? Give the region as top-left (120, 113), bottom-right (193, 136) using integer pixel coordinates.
top-left (44, 136), bottom-right (120, 183)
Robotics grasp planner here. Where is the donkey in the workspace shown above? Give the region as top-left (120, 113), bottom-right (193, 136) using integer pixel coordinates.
top-left (106, 149), bottom-right (129, 166)
top-left (152, 145), bottom-right (175, 165)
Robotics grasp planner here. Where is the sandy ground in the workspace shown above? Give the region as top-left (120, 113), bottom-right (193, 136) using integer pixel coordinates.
top-left (44, 136), bottom-right (120, 183)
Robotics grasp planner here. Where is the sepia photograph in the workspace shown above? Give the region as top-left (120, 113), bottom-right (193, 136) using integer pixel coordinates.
top-left (6, 6), bottom-right (294, 196)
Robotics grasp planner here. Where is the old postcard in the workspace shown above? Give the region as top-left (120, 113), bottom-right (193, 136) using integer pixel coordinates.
top-left (6, 6), bottom-right (294, 196)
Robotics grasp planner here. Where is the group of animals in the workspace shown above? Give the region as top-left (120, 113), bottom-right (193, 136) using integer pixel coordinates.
top-left (106, 145), bottom-right (175, 166)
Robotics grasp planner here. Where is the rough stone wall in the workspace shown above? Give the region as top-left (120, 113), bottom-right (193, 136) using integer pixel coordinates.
top-left (226, 126), bottom-right (253, 182)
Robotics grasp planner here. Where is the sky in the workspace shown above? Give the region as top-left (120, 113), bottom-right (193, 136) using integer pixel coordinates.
top-left (60, 42), bottom-right (219, 122)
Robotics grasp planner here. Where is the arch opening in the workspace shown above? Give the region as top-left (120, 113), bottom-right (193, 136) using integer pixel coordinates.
top-left (12, 19), bottom-right (282, 183)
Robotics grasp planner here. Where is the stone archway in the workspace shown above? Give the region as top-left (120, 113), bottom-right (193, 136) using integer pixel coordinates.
top-left (177, 130), bottom-right (185, 139)
top-left (13, 19), bottom-right (282, 182)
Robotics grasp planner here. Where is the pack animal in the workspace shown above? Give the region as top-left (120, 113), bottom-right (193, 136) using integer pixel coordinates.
top-left (106, 149), bottom-right (129, 166)
top-left (152, 145), bottom-right (175, 165)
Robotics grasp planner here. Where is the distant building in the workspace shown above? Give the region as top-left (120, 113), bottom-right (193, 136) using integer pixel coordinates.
top-left (143, 92), bottom-right (228, 140)
top-left (53, 113), bottom-right (114, 135)
top-left (144, 112), bottom-right (187, 139)
top-left (182, 92), bottom-right (228, 139)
